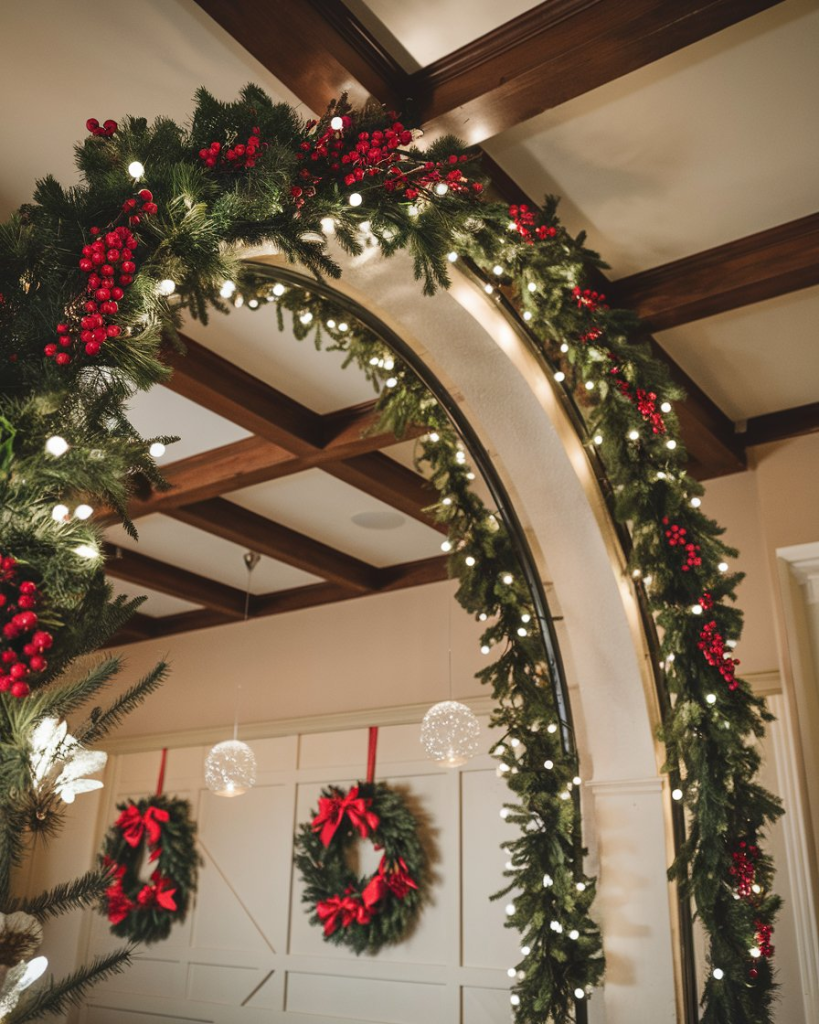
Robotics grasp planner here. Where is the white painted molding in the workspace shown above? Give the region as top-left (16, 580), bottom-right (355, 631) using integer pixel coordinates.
top-left (745, 670), bottom-right (783, 696)
top-left (586, 777), bottom-right (664, 795)
top-left (102, 694), bottom-right (497, 754)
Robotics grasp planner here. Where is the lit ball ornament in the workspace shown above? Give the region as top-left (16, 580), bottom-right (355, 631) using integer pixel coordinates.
top-left (204, 739), bottom-right (256, 797)
top-left (420, 700), bottom-right (480, 767)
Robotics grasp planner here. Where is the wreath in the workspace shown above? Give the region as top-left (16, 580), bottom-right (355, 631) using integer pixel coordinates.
top-left (294, 781), bottom-right (426, 955)
top-left (99, 793), bottom-right (199, 944)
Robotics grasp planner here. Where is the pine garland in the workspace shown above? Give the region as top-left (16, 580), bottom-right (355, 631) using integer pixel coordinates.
top-left (0, 83), bottom-right (783, 1021)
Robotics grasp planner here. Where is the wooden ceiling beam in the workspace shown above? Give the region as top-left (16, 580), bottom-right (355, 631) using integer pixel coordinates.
top-left (409, 0), bottom-right (783, 144)
top-left (110, 554), bottom-right (451, 644)
top-left (744, 402), bottom-right (819, 448)
top-left (103, 543), bottom-right (247, 618)
top-left (611, 213), bottom-right (819, 333)
top-left (192, 0), bottom-right (405, 114)
top-left (321, 452), bottom-right (440, 530)
top-left (107, 612), bottom-right (157, 646)
top-left (168, 498), bottom-right (381, 593)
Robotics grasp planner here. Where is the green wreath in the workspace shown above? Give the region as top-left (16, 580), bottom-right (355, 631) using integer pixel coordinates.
top-left (99, 794), bottom-right (199, 944)
top-left (294, 782), bottom-right (426, 955)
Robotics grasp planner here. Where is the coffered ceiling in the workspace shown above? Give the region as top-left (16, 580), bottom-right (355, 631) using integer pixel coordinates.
top-left (2, 0), bottom-right (817, 641)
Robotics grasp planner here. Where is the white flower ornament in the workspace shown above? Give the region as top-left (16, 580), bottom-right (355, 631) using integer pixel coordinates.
top-left (29, 718), bottom-right (107, 804)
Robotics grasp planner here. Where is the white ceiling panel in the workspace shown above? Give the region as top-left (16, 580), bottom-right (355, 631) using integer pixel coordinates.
top-left (183, 302), bottom-right (377, 414)
top-left (353, 0), bottom-right (539, 70)
top-left (656, 285), bottom-right (819, 422)
top-left (484, 0), bottom-right (819, 277)
top-left (230, 469), bottom-right (444, 567)
top-left (0, 0), bottom-right (310, 219)
top-left (126, 387), bottom-right (251, 462)
top-left (107, 577), bottom-right (202, 619)
top-left (105, 515), bottom-right (322, 594)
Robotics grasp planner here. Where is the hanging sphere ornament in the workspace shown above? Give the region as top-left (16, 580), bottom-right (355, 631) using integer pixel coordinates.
top-left (204, 739), bottom-right (256, 797)
top-left (420, 701), bottom-right (480, 767)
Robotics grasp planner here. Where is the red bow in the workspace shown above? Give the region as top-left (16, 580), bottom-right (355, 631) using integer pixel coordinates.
top-left (137, 872), bottom-right (177, 912)
top-left (312, 787), bottom-right (379, 847)
top-left (86, 118), bottom-right (118, 137)
top-left (361, 855), bottom-right (418, 908)
top-left (316, 893), bottom-right (371, 936)
top-left (105, 881), bottom-right (134, 925)
top-left (116, 804), bottom-right (170, 848)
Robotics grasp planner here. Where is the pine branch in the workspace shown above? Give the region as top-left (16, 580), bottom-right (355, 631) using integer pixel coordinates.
top-left (75, 660), bottom-right (169, 745)
top-left (14, 868), bottom-right (110, 922)
top-left (6, 947), bottom-right (132, 1023)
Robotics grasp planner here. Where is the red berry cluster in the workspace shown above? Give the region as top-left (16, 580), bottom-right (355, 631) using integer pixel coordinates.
top-left (86, 117), bottom-right (117, 138)
top-left (508, 204), bottom-right (558, 244)
top-left (755, 921), bottom-right (774, 958)
top-left (47, 219), bottom-right (144, 364)
top-left (572, 286), bottom-right (608, 313)
top-left (199, 127), bottom-right (263, 170)
top-left (729, 840), bottom-right (760, 897)
top-left (122, 187), bottom-right (157, 225)
top-left (662, 519), bottom-right (701, 571)
top-left (291, 116), bottom-right (479, 209)
top-left (0, 554), bottom-right (53, 698)
top-left (698, 620), bottom-right (740, 691)
top-left (610, 361), bottom-right (667, 434)
top-left (579, 327), bottom-right (603, 345)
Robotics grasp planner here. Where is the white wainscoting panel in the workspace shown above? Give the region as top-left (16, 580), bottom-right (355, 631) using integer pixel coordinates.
top-left (79, 718), bottom-right (545, 1023)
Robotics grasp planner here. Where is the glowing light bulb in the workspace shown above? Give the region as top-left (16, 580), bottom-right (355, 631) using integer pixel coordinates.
top-left (510, 995), bottom-right (520, 1006)
top-left (500, 808), bottom-right (510, 819)
top-left (502, 573), bottom-right (513, 585)
top-left (248, 299), bottom-right (259, 309)
top-left (544, 760), bottom-right (553, 769)
top-left (574, 989), bottom-right (585, 1000)
top-left (521, 613), bottom-right (531, 623)
top-left (299, 311), bottom-right (313, 325)
top-left (478, 613), bottom-right (487, 622)
top-left (661, 401), bottom-right (672, 413)
top-left (547, 723), bottom-right (557, 734)
top-left (149, 442), bottom-right (166, 458)
top-left (672, 788), bottom-right (683, 801)
top-left (447, 251), bottom-right (458, 262)
top-left (573, 775), bottom-right (581, 785)
top-left (45, 436), bottom-right (69, 457)
top-left (73, 543), bottom-right (98, 560)
top-left (465, 555), bottom-right (476, 567)
top-left (434, 182), bottom-right (449, 196)
top-left (507, 968), bottom-right (517, 978)
top-left (74, 504), bottom-right (93, 520)
top-left (504, 900), bottom-right (515, 913)
top-left (272, 283), bottom-right (286, 297)
top-left (569, 929), bottom-right (580, 940)
top-left (560, 791), bottom-right (570, 800)
top-left (330, 116), bottom-right (344, 130)
top-left (692, 604), bottom-right (703, 615)
top-left (51, 504), bottom-right (69, 522)
top-left (441, 540), bottom-right (452, 552)
top-left (520, 945), bottom-right (530, 956)
top-left (749, 948), bottom-right (761, 958)
top-left (712, 968), bottom-right (724, 980)
top-left (628, 430), bottom-right (640, 441)
top-left (706, 693), bottom-right (717, 705)
top-left (527, 282), bottom-right (537, 293)
top-left (492, 264), bottom-right (503, 276)
top-left (220, 281), bottom-right (236, 298)
top-left (560, 343), bottom-right (569, 353)
top-left (385, 376), bottom-right (397, 388)
top-left (484, 283), bottom-right (494, 294)
top-left (522, 310), bottom-right (533, 322)
top-left (349, 192), bottom-right (362, 207)
top-left (718, 561), bottom-right (729, 572)
top-left (517, 627), bottom-right (527, 637)
top-left (554, 371), bottom-right (566, 383)
top-left (690, 497), bottom-right (702, 508)
top-left (428, 431), bottom-right (440, 442)
top-left (128, 160), bottom-right (145, 178)
top-left (585, 380), bottom-right (594, 390)
top-left (543, 873), bottom-right (553, 887)
top-left (321, 216), bottom-right (335, 233)
top-left (593, 434), bottom-right (603, 445)
top-left (550, 920), bottom-right (563, 933)
top-left (158, 279), bottom-right (176, 296)
top-left (480, 644), bottom-right (490, 655)
top-left (667, 439), bottom-right (677, 450)
top-left (576, 882), bottom-right (586, 891)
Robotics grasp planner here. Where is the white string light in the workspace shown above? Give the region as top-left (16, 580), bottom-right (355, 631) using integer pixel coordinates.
top-left (349, 192), bottom-right (362, 207)
top-left (330, 116), bottom-right (344, 130)
top-left (149, 442), bottom-right (166, 458)
top-left (127, 160), bottom-right (144, 178)
top-left (74, 504), bottom-right (93, 520)
top-left (157, 279), bottom-right (176, 296)
top-left (51, 504), bottom-right (69, 522)
top-left (45, 436), bottom-right (69, 457)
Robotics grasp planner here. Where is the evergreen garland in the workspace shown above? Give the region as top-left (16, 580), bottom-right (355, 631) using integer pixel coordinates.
top-left (0, 83), bottom-right (782, 1021)
top-left (294, 782), bottom-right (426, 955)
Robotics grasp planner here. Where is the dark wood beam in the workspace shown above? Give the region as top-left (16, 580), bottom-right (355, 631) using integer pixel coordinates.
top-left (321, 452), bottom-right (440, 529)
top-left (410, 0), bottom-right (783, 144)
top-left (113, 555), bottom-right (451, 643)
top-left (192, 0), bottom-right (404, 113)
top-left (107, 612), bottom-right (157, 646)
top-left (168, 498), bottom-right (381, 593)
top-left (103, 543), bottom-right (247, 618)
top-left (611, 213), bottom-right (819, 332)
top-left (165, 334), bottom-right (323, 455)
top-left (744, 402), bottom-right (819, 447)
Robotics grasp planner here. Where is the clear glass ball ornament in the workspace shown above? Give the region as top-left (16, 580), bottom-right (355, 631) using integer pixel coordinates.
top-left (204, 739), bottom-right (256, 797)
top-left (420, 700), bottom-right (480, 767)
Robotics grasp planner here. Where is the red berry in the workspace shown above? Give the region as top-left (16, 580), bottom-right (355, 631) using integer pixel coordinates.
top-left (0, 677), bottom-right (10, 692)
top-left (58, 335), bottom-right (71, 347)
top-left (119, 275), bottom-right (133, 286)
top-left (1, 651), bottom-right (16, 663)
top-left (29, 655), bottom-right (46, 672)
top-left (11, 681), bottom-right (30, 698)
top-left (107, 249), bottom-right (120, 262)
top-left (44, 344), bottom-right (57, 356)
top-left (85, 342), bottom-right (101, 356)
top-left (32, 631), bottom-right (52, 650)
top-left (138, 188), bottom-right (153, 201)
top-left (79, 258), bottom-right (93, 272)
top-left (9, 663), bottom-right (27, 679)
top-left (95, 288), bottom-right (110, 302)
top-left (56, 323), bottom-right (69, 334)
top-left (106, 325), bottom-right (121, 338)
top-left (111, 287), bottom-right (124, 300)
top-left (55, 352), bottom-right (71, 365)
